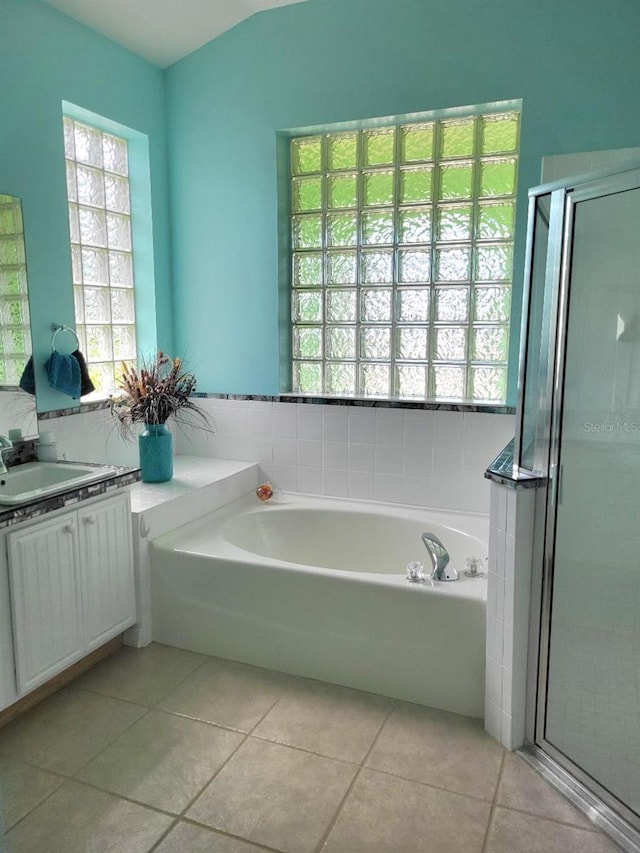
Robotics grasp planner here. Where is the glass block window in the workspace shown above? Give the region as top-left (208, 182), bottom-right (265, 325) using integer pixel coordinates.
top-left (290, 109), bottom-right (519, 402)
top-left (0, 195), bottom-right (31, 385)
top-left (63, 116), bottom-right (137, 399)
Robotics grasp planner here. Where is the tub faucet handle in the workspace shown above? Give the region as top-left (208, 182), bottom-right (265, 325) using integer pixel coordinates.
top-left (464, 556), bottom-right (485, 578)
top-left (406, 561), bottom-right (426, 583)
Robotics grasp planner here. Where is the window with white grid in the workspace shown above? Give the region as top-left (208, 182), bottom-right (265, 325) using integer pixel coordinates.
top-left (0, 195), bottom-right (31, 385)
top-left (290, 109), bottom-right (519, 402)
top-left (64, 116), bottom-right (137, 399)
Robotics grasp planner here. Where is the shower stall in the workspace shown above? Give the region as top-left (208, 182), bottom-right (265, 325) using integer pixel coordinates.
top-left (515, 160), bottom-right (640, 851)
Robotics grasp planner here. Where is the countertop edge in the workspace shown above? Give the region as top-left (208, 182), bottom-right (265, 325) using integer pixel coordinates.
top-left (0, 467), bottom-right (140, 530)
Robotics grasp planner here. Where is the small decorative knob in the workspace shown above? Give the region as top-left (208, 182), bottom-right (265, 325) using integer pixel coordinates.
top-left (62, 524), bottom-right (74, 534)
top-left (83, 515), bottom-right (96, 525)
top-left (256, 483), bottom-right (273, 502)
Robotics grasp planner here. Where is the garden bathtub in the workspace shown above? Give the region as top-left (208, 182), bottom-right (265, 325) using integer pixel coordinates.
top-left (150, 492), bottom-right (488, 717)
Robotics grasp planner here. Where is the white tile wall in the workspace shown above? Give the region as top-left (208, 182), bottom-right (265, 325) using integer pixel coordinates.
top-left (486, 480), bottom-right (537, 749)
top-left (34, 401), bottom-right (516, 528)
top-left (172, 399), bottom-right (516, 515)
top-left (39, 408), bottom-right (139, 468)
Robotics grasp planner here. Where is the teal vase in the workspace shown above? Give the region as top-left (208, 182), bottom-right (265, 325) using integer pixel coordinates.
top-left (138, 423), bottom-right (173, 483)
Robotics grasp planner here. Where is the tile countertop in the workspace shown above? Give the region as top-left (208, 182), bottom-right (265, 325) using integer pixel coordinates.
top-left (129, 456), bottom-right (259, 515)
top-left (0, 465), bottom-right (141, 530)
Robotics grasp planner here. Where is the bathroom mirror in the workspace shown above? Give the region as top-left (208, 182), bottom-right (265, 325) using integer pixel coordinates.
top-left (0, 194), bottom-right (37, 438)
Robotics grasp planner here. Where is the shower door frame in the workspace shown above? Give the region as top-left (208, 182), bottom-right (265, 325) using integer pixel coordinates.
top-left (521, 164), bottom-right (640, 852)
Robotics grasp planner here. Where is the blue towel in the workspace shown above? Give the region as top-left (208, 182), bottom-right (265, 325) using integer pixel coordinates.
top-left (45, 351), bottom-right (81, 398)
top-left (19, 356), bottom-right (35, 395)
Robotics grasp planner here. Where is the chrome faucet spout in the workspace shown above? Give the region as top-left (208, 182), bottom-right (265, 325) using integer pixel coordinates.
top-left (421, 532), bottom-right (458, 581)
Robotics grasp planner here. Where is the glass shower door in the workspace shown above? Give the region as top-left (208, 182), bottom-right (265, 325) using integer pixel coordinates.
top-left (540, 177), bottom-right (640, 829)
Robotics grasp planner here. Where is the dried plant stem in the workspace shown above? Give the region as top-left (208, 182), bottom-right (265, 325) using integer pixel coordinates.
top-left (109, 352), bottom-right (211, 442)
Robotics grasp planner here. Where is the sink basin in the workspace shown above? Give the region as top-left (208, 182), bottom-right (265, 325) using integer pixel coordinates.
top-left (0, 462), bottom-right (118, 506)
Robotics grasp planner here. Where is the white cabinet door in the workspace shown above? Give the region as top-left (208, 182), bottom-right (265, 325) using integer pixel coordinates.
top-left (8, 515), bottom-right (83, 694)
top-left (78, 492), bottom-right (135, 651)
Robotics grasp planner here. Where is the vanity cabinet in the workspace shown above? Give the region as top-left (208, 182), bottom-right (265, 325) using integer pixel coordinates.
top-left (8, 514), bottom-right (83, 694)
top-left (5, 491), bottom-right (135, 698)
top-left (76, 496), bottom-right (135, 652)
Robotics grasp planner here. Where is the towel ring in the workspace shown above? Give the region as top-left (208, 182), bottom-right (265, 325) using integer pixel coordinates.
top-left (50, 323), bottom-right (80, 353)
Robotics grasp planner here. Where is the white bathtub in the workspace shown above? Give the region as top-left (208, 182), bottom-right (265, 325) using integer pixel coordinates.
top-left (150, 492), bottom-right (488, 717)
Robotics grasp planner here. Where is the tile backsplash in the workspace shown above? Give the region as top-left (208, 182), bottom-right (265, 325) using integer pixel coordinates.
top-left (174, 400), bottom-right (516, 515)
top-left (37, 407), bottom-right (139, 469)
top-left (37, 400), bottom-right (515, 515)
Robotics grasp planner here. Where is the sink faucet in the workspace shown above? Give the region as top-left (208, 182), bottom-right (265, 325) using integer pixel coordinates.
top-left (0, 436), bottom-right (13, 475)
top-left (421, 532), bottom-right (459, 581)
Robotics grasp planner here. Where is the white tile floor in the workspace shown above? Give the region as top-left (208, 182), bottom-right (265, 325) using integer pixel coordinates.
top-left (0, 644), bottom-right (621, 852)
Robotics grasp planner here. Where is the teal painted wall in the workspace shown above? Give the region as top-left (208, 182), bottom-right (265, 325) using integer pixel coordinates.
top-left (3, 0), bottom-right (639, 409)
top-left (165, 0), bottom-right (640, 404)
top-left (0, 0), bottom-right (173, 412)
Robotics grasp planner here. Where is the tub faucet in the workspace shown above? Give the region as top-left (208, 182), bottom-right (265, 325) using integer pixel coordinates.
top-left (421, 532), bottom-right (459, 581)
top-left (0, 436), bottom-right (13, 475)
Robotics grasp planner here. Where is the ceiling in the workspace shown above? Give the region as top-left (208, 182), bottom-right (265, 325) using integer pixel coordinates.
top-left (43, 0), bottom-right (308, 68)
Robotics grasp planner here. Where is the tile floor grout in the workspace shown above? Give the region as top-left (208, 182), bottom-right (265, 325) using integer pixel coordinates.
top-left (0, 697), bottom-right (157, 836)
top-left (480, 750), bottom-right (506, 853)
top-left (0, 647), bottom-right (218, 839)
top-left (150, 664), bottom-right (301, 852)
top-left (2, 726), bottom-right (512, 814)
top-left (0, 766), bottom-right (64, 835)
top-left (491, 801), bottom-right (610, 834)
top-left (0, 643), bottom-right (622, 853)
top-left (146, 818), bottom-right (180, 853)
top-left (312, 698), bottom-right (398, 853)
top-left (344, 761), bottom-right (503, 805)
top-left (164, 816), bottom-right (287, 853)
top-left (2, 735), bottom-right (608, 850)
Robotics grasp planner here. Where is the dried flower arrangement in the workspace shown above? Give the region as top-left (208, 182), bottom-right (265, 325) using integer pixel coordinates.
top-left (109, 351), bottom-right (211, 441)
